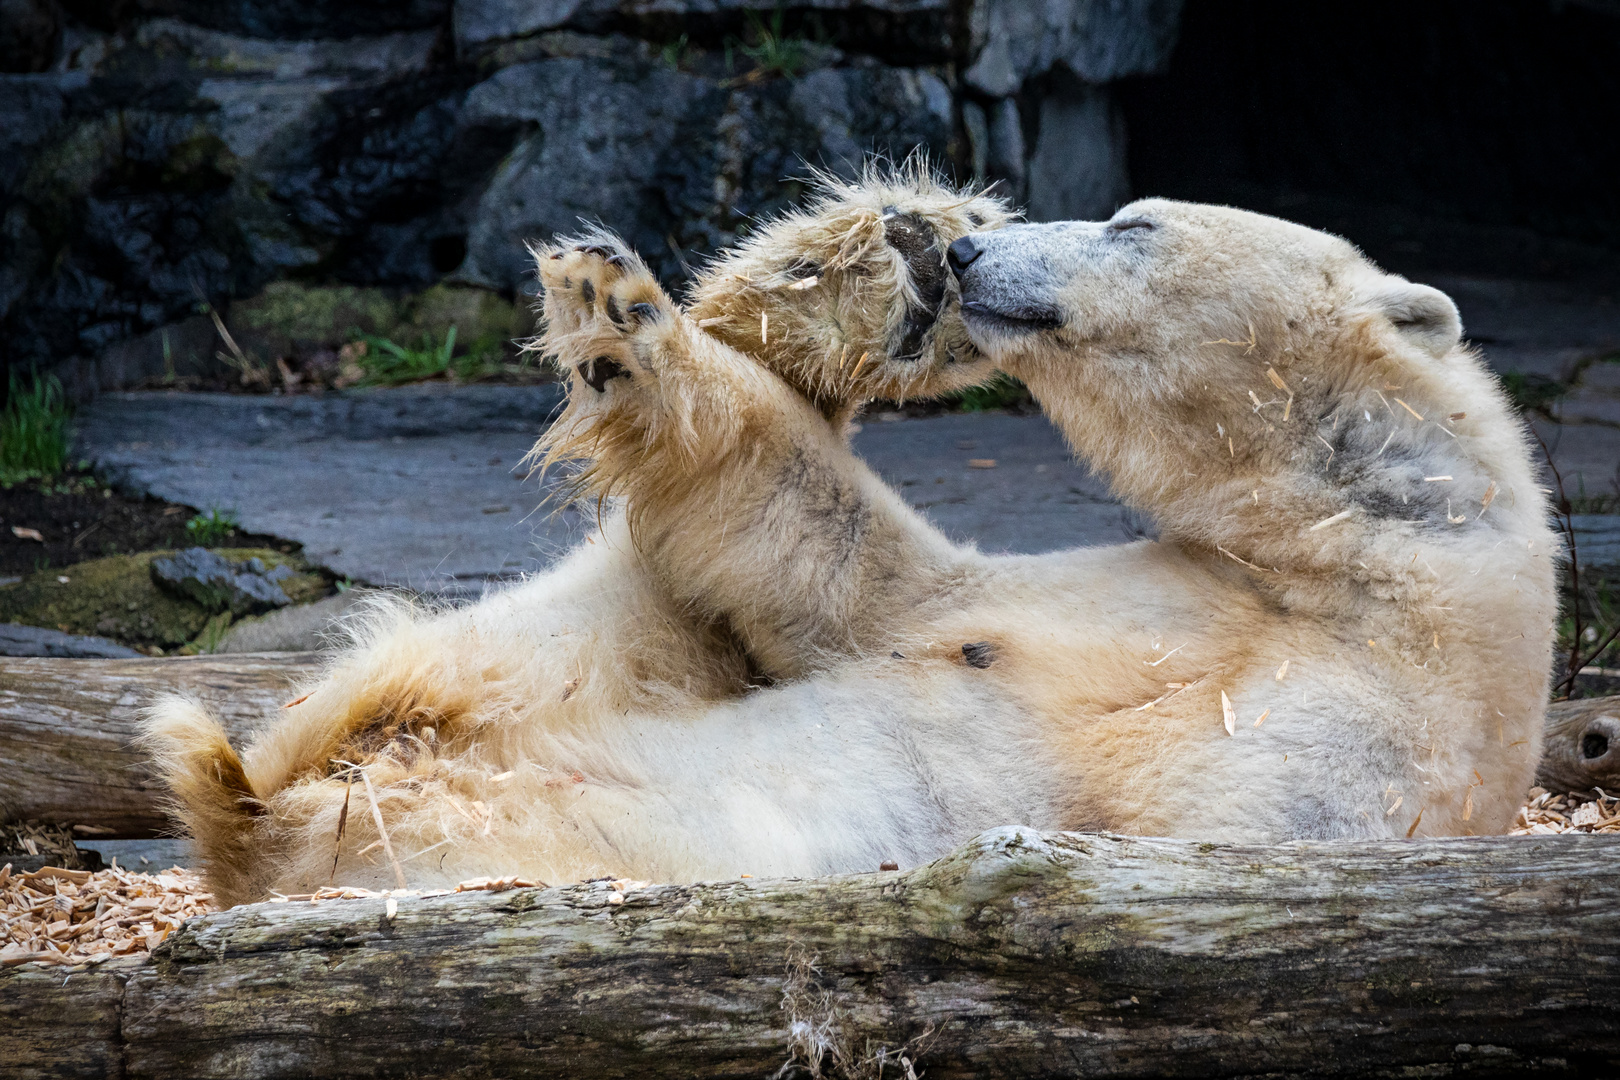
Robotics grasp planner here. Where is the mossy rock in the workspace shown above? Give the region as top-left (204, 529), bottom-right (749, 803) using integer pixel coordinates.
top-left (0, 549), bottom-right (325, 649)
top-left (403, 284), bottom-right (537, 350)
top-left (229, 282), bottom-right (401, 359)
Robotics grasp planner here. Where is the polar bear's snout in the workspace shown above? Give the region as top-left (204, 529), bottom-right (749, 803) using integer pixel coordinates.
top-left (951, 226), bottom-right (1069, 342)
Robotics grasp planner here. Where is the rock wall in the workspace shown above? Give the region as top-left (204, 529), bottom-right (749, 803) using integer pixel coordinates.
top-left (0, 0), bottom-right (1183, 392)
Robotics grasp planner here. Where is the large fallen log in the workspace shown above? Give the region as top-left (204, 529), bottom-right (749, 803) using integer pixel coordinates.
top-left (2, 827), bottom-right (1618, 1078)
top-left (0, 653), bottom-right (322, 836)
top-left (0, 651), bottom-right (1616, 836)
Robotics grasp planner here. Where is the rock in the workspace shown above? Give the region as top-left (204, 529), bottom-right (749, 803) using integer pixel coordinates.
top-left (216, 590), bottom-right (369, 652)
top-left (0, 0), bottom-right (60, 74)
top-left (458, 51), bottom-right (953, 291)
top-left (132, 0), bottom-right (452, 39)
top-left (985, 96), bottom-right (1027, 200)
top-left (1573, 515), bottom-right (1620, 570)
top-left (453, 0), bottom-right (952, 53)
top-left (0, 553), bottom-right (216, 649)
top-left (0, 20), bottom-right (448, 375)
top-left (149, 548), bottom-right (296, 616)
top-left (0, 623), bottom-right (141, 659)
top-left (1026, 78), bottom-right (1130, 221)
top-left (964, 0), bottom-right (1185, 96)
top-left (227, 282), bottom-right (402, 363)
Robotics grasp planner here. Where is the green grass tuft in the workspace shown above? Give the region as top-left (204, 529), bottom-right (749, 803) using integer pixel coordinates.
top-left (185, 508), bottom-right (240, 545)
top-left (946, 374), bottom-right (1033, 413)
top-left (0, 370), bottom-right (72, 485)
top-left (353, 325), bottom-right (504, 386)
top-left (739, 10), bottom-right (806, 79)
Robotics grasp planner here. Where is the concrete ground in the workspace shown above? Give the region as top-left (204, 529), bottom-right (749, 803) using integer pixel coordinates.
top-left (76, 389), bottom-right (1137, 594)
top-left (75, 275), bottom-right (1620, 591)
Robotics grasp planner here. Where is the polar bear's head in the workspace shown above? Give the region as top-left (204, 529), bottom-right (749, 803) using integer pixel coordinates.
top-left (686, 164), bottom-right (1015, 420)
top-left (942, 199), bottom-right (1538, 554)
top-left (948, 198), bottom-right (1463, 386)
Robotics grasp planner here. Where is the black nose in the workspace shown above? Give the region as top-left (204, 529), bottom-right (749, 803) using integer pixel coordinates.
top-left (946, 236), bottom-right (982, 278)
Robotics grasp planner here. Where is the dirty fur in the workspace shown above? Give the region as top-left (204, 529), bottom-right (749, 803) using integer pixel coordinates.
top-left (141, 165), bottom-right (1016, 906)
top-left (534, 201), bottom-right (1557, 844)
top-left (143, 190), bottom-right (1557, 906)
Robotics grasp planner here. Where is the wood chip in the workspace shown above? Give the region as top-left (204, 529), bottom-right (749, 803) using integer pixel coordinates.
top-left (967, 459), bottom-right (997, 469)
top-left (1, 865), bottom-right (215, 968)
top-left (1220, 691), bottom-right (1236, 736)
top-left (1309, 508), bottom-right (1357, 531)
top-left (10, 526), bottom-right (43, 542)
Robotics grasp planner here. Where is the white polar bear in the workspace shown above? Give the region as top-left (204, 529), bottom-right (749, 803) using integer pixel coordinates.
top-left (148, 193), bottom-right (1557, 906)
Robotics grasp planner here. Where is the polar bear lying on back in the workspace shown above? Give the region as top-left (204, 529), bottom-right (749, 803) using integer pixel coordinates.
top-left (148, 187), bottom-right (1557, 905)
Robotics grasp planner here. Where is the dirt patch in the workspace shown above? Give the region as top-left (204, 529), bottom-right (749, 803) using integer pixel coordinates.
top-left (0, 470), bottom-right (297, 578)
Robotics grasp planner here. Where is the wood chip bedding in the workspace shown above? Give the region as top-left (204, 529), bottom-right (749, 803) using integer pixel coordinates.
top-left (2, 789), bottom-right (1612, 971)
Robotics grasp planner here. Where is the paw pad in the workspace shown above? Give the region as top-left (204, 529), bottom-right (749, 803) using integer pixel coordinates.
top-left (577, 356), bottom-right (629, 393)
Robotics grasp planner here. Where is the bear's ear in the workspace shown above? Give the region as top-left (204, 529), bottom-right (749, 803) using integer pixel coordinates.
top-left (1365, 281), bottom-right (1462, 358)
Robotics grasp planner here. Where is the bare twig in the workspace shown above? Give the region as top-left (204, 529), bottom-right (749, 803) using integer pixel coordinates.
top-left (1531, 425), bottom-right (1588, 698)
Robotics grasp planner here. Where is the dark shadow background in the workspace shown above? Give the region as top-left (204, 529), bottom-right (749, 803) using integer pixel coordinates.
top-left (1120, 0), bottom-right (1620, 286)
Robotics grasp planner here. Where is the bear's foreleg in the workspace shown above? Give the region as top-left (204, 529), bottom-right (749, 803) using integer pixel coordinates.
top-left (538, 236), bottom-right (971, 678)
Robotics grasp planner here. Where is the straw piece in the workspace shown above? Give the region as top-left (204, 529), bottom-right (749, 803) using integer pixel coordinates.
top-left (358, 767), bottom-right (408, 890)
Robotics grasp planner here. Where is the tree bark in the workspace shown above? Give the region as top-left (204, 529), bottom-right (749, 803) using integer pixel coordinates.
top-left (0, 653), bottom-right (322, 836)
top-left (2, 828), bottom-right (1618, 1078)
top-left (1538, 694), bottom-right (1620, 794)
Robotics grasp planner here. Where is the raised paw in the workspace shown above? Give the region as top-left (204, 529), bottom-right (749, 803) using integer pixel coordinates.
top-left (576, 356), bottom-right (629, 393)
top-left (538, 235), bottom-right (670, 340)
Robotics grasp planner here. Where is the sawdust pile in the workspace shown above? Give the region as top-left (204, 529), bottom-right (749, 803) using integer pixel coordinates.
top-left (0, 862), bottom-right (214, 968)
top-left (1511, 787), bottom-right (1619, 834)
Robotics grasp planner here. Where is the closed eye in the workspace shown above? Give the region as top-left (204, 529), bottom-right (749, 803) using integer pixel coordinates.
top-left (1108, 218), bottom-right (1155, 234)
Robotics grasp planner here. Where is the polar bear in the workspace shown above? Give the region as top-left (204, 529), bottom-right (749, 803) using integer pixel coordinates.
top-left (144, 167), bottom-right (1019, 906)
top-left (532, 200), bottom-right (1557, 854)
top-left (149, 193), bottom-right (1558, 907)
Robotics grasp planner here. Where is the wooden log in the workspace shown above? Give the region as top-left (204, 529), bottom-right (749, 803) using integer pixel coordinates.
top-left (2, 828), bottom-right (1618, 1078)
top-left (1539, 694), bottom-right (1620, 794)
top-left (0, 653), bottom-right (322, 837)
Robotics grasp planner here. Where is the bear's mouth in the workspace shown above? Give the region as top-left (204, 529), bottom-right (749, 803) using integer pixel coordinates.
top-left (882, 209), bottom-right (949, 361)
top-left (960, 299), bottom-right (1063, 335)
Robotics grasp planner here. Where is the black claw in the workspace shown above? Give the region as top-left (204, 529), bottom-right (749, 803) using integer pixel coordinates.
top-left (606, 253), bottom-right (628, 267)
top-left (580, 279), bottom-right (595, 304)
top-left (962, 641), bottom-right (995, 669)
top-left (577, 244), bottom-right (616, 258)
top-left (577, 356), bottom-right (628, 393)
top-left (627, 302), bottom-right (659, 322)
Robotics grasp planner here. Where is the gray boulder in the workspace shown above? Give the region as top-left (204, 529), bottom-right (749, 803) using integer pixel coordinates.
top-left (964, 0), bottom-right (1184, 96)
top-left (0, 623), bottom-right (142, 659)
top-left (458, 49), bottom-right (953, 291)
top-left (454, 0), bottom-right (951, 53)
top-left (1025, 79), bottom-right (1130, 221)
top-left (150, 548), bottom-right (296, 616)
top-left (217, 590), bottom-right (369, 653)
